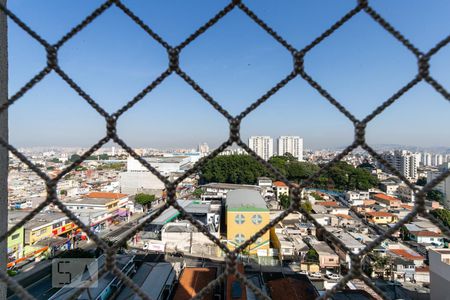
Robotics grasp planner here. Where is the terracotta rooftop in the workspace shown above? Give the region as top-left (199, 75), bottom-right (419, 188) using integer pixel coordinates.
top-left (410, 230), bottom-right (442, 237)
top-left (85, 192), bottom-right (127, 199)
top-left (367, 211), bottom-right (396, 217)
top-left (316, 201), bottom-right (339, 207)
top-left (400, 204), bottom-right (413, 210)
top-left (273, 181), bottom-right (288, 187)
top-left (173, 267), bottom-right (216, 300)
top-left (373, 193), bottom-right (401, 202)
top-left (389, 248), bottom-right (424, 261)
top-left (415, 266), bottom-right (429, 273)
top-left (335, 214), bottom-right (352, 220)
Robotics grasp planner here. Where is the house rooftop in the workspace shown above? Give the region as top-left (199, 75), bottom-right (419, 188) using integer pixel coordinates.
top-left (273, 181), bottom-right (288, 187)
top-left (267, 276), bottom-right (319, 300)
top-left (85, 192), bottom-right (127, 199)
top-left (316, 201), bottom-right (339, 207)
top-left (373, 194), bottom-right (400, 202)
top-left (366, 211), bottom-right (396, 217)
top-left (389, 248), bottom-right (424, 261)
top-left (173, 267), bottom-right (216, 300)
top-left (226, 189), bottom-right (268, 212)
top-left (410, 230), bottom-right (442, 237)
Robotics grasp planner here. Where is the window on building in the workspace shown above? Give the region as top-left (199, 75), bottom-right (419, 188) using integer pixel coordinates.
top-left (11, 233), bottom-right (20, 240)
top-left (235, 233), bottom-right (245, 244)
top-left (235, 214), bottom-right (245, 225)
top-left (251, 214), bottom-right (262, 225)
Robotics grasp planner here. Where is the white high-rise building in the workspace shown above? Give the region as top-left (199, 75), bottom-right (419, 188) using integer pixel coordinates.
top-left (427, 162), bottom-right (450, 207)
top-left (423, 152), bottom-right (432, 166)
top-left (277, 136), bottom-right (303, 161)
top-left (248, 136), bottom-right (273, 160)
top-left (198, 143), bottom-right (210, 157)
top-left (433, 154), bottom-right (444, 167)
top-left (383, 150), bottom-right (418, 180)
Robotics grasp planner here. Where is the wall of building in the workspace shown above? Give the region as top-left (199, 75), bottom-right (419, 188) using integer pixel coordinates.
top-left (226, 210), bottom-right (270, 255)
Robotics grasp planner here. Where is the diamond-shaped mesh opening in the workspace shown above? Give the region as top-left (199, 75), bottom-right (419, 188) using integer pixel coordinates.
top-left (0, 0), bottom-right (449, 299)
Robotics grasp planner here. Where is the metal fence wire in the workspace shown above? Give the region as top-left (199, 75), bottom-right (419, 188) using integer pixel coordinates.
top-left (0, 0), bottom-right (449, 299)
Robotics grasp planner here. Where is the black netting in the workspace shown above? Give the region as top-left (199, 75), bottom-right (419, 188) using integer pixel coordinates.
top-left (0, 1), bottom-right (449, 299)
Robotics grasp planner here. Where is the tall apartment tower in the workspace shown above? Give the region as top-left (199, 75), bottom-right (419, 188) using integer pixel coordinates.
top-left (198, 142), bottom-right (210, 157)
top-left (248, 136), bottom-right (273, 160)
top-left (277, 136), bottom-right (303, 161)
top-left (383, 150), bottom-right (418, 180)
top-left (427, 162), bottom-right (450, 207)
top-left (423, 152), bottom-right (432, 166)
top-left (433, 154), bottom-right (444, 167)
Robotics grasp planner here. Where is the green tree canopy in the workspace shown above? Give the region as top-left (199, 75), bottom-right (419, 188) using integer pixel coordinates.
top-left (416, 177), bottom-right (427, 186)
top-left (200, 154), bottom-right (379, 191)
top-left (430, 209), bottom-right (450, 229)
top-left (305, 249), bottom-right (319, 262)
top-left (301, 200), bottom-right (313, 214)
top-left (69, 154), bottom-right (81, 162)
top-left (427, 189), bottom-right (445, 204)
top-left (135, 193), bottom-right (156, 210)
top-left (279, 194), bottom-right (290, 209)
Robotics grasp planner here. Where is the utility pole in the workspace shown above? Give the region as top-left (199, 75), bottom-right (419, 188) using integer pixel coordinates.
top-left (0, 1), bottom-right (8, 298)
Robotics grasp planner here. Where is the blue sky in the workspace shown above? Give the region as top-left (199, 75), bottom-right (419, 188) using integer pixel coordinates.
top-left (7, 0), bottom-right (450, 149)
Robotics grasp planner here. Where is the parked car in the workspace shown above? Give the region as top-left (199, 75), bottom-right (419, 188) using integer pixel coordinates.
top-left (298, 270), bottom-right (308, 275)
top-left (309, 272), bottom-right (322, 278)
top-left (326, 273), bottom-right (340, 280)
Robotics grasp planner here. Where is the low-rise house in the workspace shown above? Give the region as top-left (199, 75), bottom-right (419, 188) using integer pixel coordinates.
top-left (392, 257), bottom-right (416, 282)
top-left (372, 193), bottom-right (402, 208)
top-left (344, 191), bottom-right (369, 206)
top-left (311, 241), bottom-right (339, 269)
top-left (388, 248), bottom-right (425, 267)
top-left (273, 181), bottom-right (289, 199)
top-left (408, 231), bottom-right (444, 246)
top-left (414, 266), bottom-right (430, 284)
top-left (366, 211), bottom-right (398, 224)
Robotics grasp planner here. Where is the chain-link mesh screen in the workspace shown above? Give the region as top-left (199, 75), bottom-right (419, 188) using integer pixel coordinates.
top-left (0, 0), bottom-right (449, 299)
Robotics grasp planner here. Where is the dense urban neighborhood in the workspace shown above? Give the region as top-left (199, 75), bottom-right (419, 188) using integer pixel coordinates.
top-left (5, 140), bottom-right (450, 300)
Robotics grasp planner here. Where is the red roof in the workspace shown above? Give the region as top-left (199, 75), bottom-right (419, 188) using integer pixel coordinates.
top-left (316, 201), bottom-right (339, 207)
top-left (389, 248), bottom-right (424, 261)
top-left (400, 204), bottom-right (413, 210)
top-left (174, 268), bottom-right (216, 300)
top-left (410, 230), bottom-right (442, 237)
top-left (273, 181), bottom-right (288, 187)
top-left (415, 266), bottom-right (429, 273)
top-left (85, 192), bottom-right (127, 199)
top-left (367, 211), bottom-right (396, 217)
top-left (373, 194), bottom-right (401, 202)
top-left (335, 214), bottom-right (352, 220)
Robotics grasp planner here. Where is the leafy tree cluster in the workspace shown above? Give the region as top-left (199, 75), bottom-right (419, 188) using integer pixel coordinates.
top-left (135, 193), bottom-right (156, 211)
top-left (49, 158), bottom-right (61, 163)
top-left (278, 194), bottom-right (312, 213)
top-left (200, 154), bottom-right (379, 191)
top-left (96, 162), bottom-right (125, 171)
top-left (310, 192), bottom-right (324, 200)
top-left (69, 154), bottom-right (81, 162)
top-left (427, 189), bottom-right (445, 204)
top-left (430, 209), bottom-right (450, 229)
top-left (305, 249), bottom-right (319, 263)
top-left (416, 177), bottom-right (427, 186)
top-left (192, 188), bottom-right (204, 198)
top-left (200, 155), bottom-right (268, 184)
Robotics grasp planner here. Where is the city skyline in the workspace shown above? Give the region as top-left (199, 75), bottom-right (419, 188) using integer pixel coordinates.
top-left (6, 0), bottom-right (450, 149)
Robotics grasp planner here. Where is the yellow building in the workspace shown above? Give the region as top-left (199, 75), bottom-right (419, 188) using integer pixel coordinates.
top-left (226, 189), bottom-right (270, 255)
top-left (366, 211), bottom-right (398, 224)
